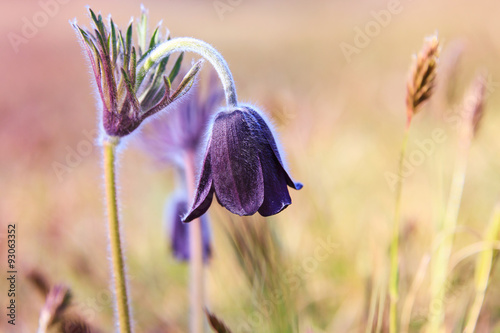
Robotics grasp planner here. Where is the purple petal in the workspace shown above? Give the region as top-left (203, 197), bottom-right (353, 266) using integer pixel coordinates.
top-left (211, 110), bottom-right (264, 216)
top-left (183, 147), bottom-right (215, 222)
top-left (257, 147), bottom-right (292, 216)
top-left (243, 106), bottom-right (303, 190)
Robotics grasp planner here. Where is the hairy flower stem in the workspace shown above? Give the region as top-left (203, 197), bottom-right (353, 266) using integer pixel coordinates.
top-left (139, 37), bottom-right (238, 108)
top-left (389, 119), bottom-right (412, 333)
top-left (103, 137), bottom-right (132, 333)
top-left (185, 152), bottom-right (205, 333)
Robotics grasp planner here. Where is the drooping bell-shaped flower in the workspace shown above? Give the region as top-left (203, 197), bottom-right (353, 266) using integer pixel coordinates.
top-left (167, 196), bottom-right (212, 262)
top-left (72, 7), bottom-right (201, 137)
top-left (183, 105), bottom-right (302, 222)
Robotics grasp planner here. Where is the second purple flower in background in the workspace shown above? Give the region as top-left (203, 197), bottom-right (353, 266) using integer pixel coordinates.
top-left (139, 71), bottom-right (223, 261)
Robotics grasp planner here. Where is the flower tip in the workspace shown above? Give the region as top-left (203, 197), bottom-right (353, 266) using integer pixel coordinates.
top-left (181, 211), bottom-right (196, 223)
top-left (181, 201), bottom-right (210, 223)
top-left (294, 182), bottom-right (304, 190)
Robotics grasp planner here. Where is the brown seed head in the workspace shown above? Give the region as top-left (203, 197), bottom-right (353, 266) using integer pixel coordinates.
top-left (463, 74), bottom-right (487, 137)
top-left (406, 34), bottom-right (440, 124)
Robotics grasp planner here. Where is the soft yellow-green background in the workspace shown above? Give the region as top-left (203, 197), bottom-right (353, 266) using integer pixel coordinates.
top-left (1, 0), bottom-right (500, 332)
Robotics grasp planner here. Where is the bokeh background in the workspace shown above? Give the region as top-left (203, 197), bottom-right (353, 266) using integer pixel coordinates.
top-left (1, 0), bottom-right (500, 332)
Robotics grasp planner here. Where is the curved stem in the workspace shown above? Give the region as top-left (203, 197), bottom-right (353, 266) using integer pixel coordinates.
top-left (103, 136), bottom-right (132, 333)
top-left (139, 37), bottom-right (238, 108)
top-left (185, 151), bottom-right (205, 333)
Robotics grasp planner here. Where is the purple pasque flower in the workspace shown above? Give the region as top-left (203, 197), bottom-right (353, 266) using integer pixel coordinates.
top-left (72, 8), bottom-right (201, 137)
top-left (139, 71), bottom-right (223, 166)
top-left (167, 195), bottom-right (212, 262)
top-left (183, 105), bottom-right (302, 222)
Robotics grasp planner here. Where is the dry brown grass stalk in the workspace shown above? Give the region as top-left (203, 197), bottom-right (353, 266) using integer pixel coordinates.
top-left (405, 34), bottom-right (440, 124)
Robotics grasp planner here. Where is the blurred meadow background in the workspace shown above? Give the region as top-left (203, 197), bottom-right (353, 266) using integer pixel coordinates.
top-left (1, 0), bottom-right (500, 332)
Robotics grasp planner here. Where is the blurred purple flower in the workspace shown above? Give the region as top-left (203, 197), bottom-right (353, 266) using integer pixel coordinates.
top-left (167, 196), bottom-right (212, 262)
top-left (139, 72), bottom-right (224, 167)
top-left (183, 105), bottom-right (302, 222)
